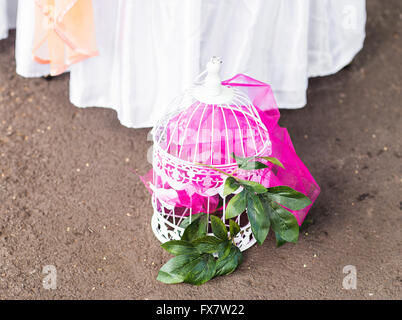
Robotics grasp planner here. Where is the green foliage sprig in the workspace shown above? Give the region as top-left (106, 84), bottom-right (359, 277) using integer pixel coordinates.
top-left (157, 154), bottom-right (312, 285)
top-left (157, 214), bottom-right (242, 285)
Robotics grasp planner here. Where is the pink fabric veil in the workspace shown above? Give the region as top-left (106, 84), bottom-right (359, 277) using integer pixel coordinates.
top-left (223, 74), bottom-right (320, 224)
top-left (143, 74), bottom-right (320, 225)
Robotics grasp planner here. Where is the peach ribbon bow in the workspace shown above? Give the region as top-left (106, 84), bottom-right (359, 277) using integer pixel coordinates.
top-left (33, 0), bottom-right (98, 76)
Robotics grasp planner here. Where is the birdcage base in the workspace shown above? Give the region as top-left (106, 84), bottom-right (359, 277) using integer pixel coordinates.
top-left (151, 209), bottom-right (256, 252)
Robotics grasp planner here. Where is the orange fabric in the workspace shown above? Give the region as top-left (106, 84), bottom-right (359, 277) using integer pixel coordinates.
top-left (33, 0), bottom-right (98, 76)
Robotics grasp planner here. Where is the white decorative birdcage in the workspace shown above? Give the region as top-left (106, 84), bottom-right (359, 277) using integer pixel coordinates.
top-left (150, 57), bottom-right (272, 251)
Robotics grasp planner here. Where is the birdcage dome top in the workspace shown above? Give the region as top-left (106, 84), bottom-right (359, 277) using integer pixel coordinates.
top-left (153, 58), bottom-right (271, 166)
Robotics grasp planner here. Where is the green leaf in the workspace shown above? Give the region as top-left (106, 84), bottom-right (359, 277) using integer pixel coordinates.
top-left (247, 193), bottom-right (270, 245)
top-left (179, 212), bottom-right (205, 229)
top-left (256, 156), bottom-right (285, 169)
top-left (238, 161), bottom-right (268, 170)
top-left (223, 177), bottom-right (240, 196)
top-left (215, 245), bottom-right (243, 276)
top-left (225, 189), bottom-right (247, 219)
top-left (231, 153), bottom-right (284, 170)
top-left (157, 253), bottom-right (217, 285)
top-left (181, 214), bottom-right (208, 242)
top-left (161, 240), bottom-right (197, 256)
top-left (183, 253), bottom-right (216, 285)
top-left (231, 153), bottom-right (253, 168)
top-left (157, 254), bottom-right (200, 284)
top-left (192, 236), bottom-right (222, 254)
top-left (217, 240), bottom-right (232, 260)
top-left (267, 202), bottom-right (299, 243)
top-left (265, 186), bottom-right (311, 210)
top-left (229, 219), bottom-right (240, 238)
top-left (210, 215), bottom-right (228, 240)
top-left (275, 232), bottom-right (287, 247)
top-left (259, 194), bottom-right (272, 236)
top-left (238, 179), bottom-right (267, 193)
top-left (231, 153), bottom-right (269, 170)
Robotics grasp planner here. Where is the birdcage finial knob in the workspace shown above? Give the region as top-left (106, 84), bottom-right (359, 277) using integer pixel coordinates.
top-left (204, 56), bottom-right (223, 96)
top-left (193, 56), bottom-right (234, 104)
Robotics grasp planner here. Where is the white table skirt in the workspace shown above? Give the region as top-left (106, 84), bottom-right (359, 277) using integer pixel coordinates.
top-left (1, 0), bottom-right (366, 128)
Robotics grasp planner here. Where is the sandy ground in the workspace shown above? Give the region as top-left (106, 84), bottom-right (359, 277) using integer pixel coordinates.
top-left (0, 1), bottom-right (401, 300)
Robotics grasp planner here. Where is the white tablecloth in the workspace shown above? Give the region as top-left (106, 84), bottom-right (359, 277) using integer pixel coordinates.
top-left (1, 0), bottom-right (366, 128)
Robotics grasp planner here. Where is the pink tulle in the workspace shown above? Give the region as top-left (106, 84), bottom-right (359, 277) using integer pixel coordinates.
top-left (142, 74), bottom-right (320, 225)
